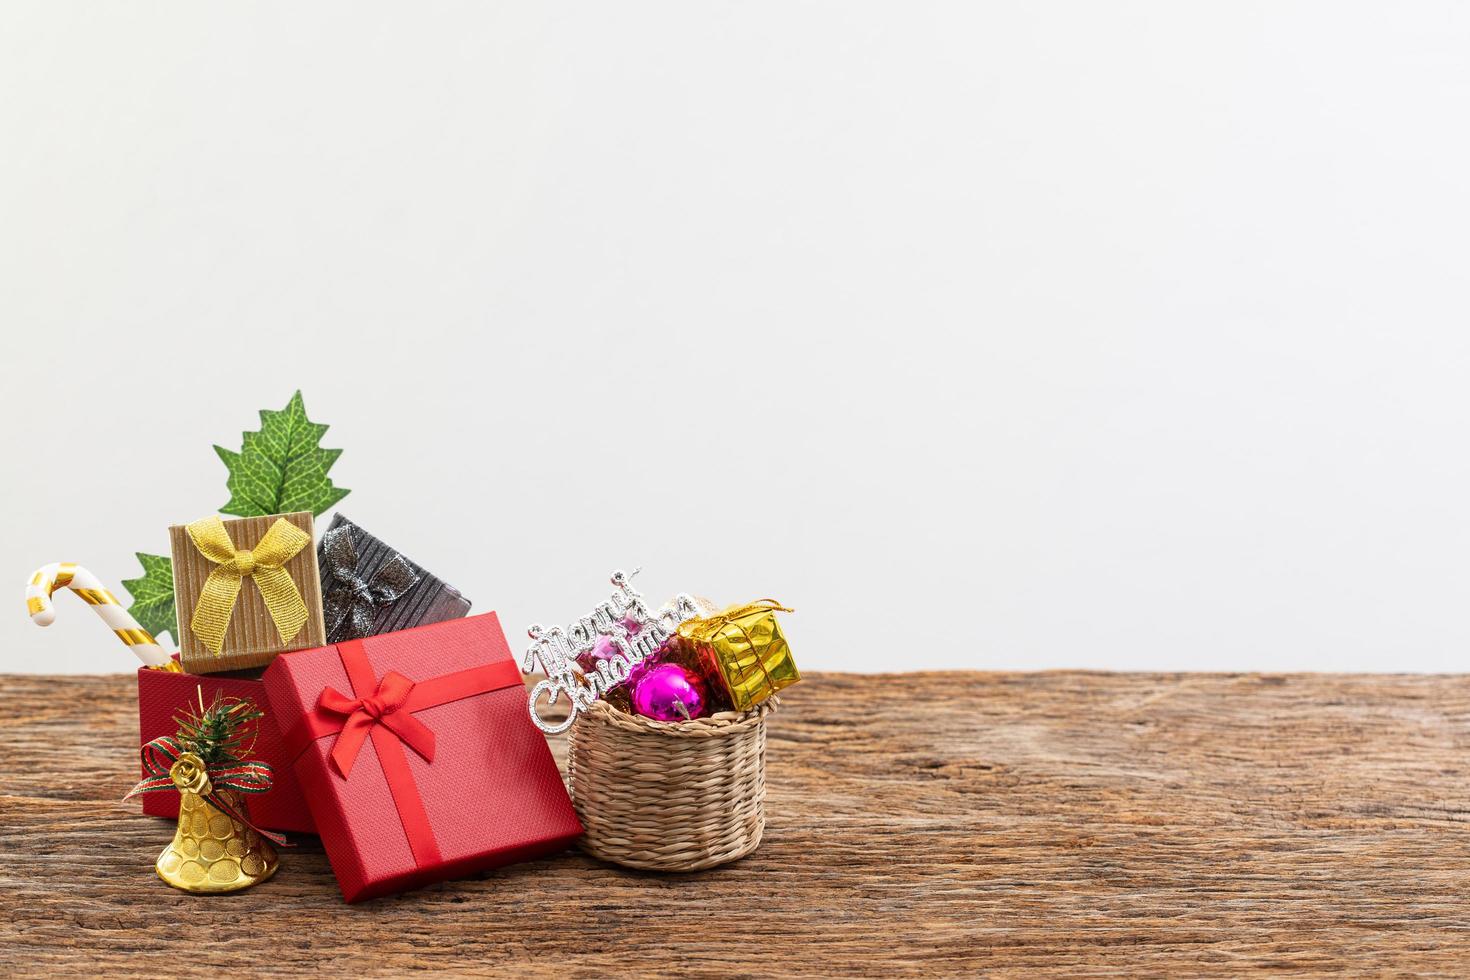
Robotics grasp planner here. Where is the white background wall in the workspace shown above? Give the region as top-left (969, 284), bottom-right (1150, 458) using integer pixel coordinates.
top-left (4, 2), bottom-right (1469, 674)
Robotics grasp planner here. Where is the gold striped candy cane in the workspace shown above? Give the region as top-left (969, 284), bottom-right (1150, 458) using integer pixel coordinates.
top-left (27, 563), bottom-right (178, 670)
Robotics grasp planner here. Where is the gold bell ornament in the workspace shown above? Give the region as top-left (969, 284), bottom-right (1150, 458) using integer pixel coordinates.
top-left (124, 693), bottom-right (283, 893)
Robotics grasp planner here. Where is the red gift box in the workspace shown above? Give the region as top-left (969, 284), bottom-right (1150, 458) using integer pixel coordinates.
top-left (263, 611), bottom-right (582, 902)
top-left (136, 661), bottom-right (315, 833)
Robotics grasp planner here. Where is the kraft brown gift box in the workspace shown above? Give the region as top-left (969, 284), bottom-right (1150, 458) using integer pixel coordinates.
top-left (170, 511), bottom-right (326, 674)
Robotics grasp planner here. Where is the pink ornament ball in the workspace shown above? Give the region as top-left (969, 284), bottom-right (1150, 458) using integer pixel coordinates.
top-left (576, 633), bottom-right (630, 675)
top-left (589, 634), bottom-right (622, 660)
top-left (631, 663), bottom-right (708, 722)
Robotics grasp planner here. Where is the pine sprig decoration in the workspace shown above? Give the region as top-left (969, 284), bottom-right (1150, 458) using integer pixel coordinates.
top-left (173, 689), bottom-right (264, 767)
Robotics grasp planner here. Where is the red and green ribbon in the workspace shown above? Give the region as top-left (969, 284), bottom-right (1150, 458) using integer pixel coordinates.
top-left (123, 735), bottom-right (287, 846)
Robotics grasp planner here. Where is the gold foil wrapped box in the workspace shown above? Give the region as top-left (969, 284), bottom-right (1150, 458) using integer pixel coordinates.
top-left (675, 600), bottom-right (799, 711)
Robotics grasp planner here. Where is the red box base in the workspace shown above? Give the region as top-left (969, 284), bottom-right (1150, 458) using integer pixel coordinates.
top-left (137, 663), bottom-right (316, 834)
top-left (262, 613), bottom-right (582, 902)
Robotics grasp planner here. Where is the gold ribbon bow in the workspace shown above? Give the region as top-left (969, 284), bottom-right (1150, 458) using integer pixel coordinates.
top-left (186, 516), bottom-right (311, 654)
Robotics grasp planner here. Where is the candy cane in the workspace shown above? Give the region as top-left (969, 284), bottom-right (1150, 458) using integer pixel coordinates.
top-left (27, 562), bottom-right (176, 669)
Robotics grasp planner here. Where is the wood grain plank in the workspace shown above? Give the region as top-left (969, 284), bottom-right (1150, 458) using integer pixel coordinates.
top-left (1, 671), bottom-right (1468, 977)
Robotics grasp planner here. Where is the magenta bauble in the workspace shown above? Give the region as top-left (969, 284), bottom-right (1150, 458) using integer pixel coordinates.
top-left (630, 663), bottom-right (708, 722)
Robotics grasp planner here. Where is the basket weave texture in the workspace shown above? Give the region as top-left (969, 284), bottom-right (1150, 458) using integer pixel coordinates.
top-left (567, 697), bottom-right (775, 871)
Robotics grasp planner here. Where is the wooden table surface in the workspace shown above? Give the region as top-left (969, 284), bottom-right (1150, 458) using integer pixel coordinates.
top-left (2, 671), bottom-right (1469, 977)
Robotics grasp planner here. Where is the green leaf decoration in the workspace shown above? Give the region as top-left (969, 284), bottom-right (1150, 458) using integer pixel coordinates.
top-left (215, 390), bottom-right (350, 518)
top-left (122, 553), bottom-right (176, 642)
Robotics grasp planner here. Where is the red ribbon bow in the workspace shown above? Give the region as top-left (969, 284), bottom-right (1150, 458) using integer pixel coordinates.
top-left (317, 670), bottom-right (435, 778)
top-left (282, 637), bottom-right (523, 870)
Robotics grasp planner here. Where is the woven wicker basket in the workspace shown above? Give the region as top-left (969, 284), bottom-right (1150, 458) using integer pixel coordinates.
top-left (567, 697), bottom-right (776, 871)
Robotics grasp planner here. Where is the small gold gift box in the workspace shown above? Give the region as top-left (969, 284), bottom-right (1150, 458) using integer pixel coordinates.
top-left (170, 512), bottom-right (325, 674)
top-left (676, 600), bottom-right (799, 712)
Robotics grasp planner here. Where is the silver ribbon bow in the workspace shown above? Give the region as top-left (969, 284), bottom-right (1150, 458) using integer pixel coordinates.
top-left (321, 524), bottom-right (422, 643)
